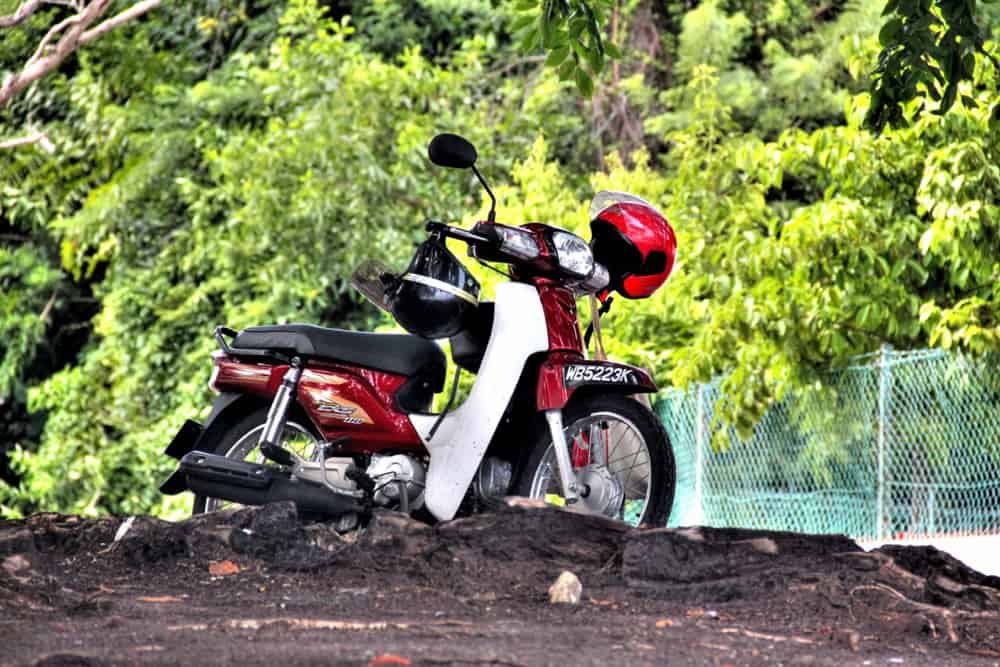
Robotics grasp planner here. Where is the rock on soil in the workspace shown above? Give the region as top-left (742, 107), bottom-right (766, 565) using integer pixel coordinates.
top-left (1, 501), bottom-right (999, 666)
top-left (547, 571), bottom-right (582, 605)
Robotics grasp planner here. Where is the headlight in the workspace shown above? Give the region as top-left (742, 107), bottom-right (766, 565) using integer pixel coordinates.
top-left (495, 225), bottom-right (540, 260)
top-left (551, 230), bottom-right (594, 278)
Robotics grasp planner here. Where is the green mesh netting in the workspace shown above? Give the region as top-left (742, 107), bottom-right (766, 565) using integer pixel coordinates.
top-left (657, 348), bottom-right (1000, 540)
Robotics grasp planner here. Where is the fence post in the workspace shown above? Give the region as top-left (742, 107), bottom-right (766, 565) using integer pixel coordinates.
top-left (693, 384), bottom-right (706, 525)
top-left (928, 487), bottom-right (936, 535)
top-left (876, 344), bottom-right (893, 541)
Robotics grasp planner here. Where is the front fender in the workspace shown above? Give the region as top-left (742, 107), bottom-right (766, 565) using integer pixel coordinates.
top-left (410, 282), bottom-right (550, 521)
top-left (536, 352), bottom-right (657, 411)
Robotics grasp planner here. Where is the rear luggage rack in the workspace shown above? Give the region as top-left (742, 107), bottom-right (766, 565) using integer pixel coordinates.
top-left (214, 325), bottom-right (292, 364)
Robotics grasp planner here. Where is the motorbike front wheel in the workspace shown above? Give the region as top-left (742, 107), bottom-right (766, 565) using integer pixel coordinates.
top-left (514, 394), bottom-right (675, 527)
top-left (190, 405), bottom-right (322, 515)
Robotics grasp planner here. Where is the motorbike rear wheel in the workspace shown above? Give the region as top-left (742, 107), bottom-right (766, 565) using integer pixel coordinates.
top-left (191, 405), bottom-right (322, 515)
top-left (514, 394), bottom-right (675, 527)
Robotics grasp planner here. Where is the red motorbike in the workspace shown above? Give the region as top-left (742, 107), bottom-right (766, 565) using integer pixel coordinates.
top-left (161, 133), bottom-right (677, 528)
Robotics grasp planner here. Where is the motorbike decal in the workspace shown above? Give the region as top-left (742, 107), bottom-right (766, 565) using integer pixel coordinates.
top-left (317, 403), bottom-right (355, 416)
top-left (563, 364), bottom-right (639, 387)
top-left (299, 363), bottom-right (424, 450)
top-left (315, 399), bottom-right (372, 425)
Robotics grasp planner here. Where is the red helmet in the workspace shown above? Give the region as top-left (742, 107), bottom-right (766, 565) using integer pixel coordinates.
top-left (589, 191), bottom-right (676, 299)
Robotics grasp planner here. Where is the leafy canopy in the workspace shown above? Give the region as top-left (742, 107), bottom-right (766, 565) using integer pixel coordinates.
top-left (520, 0), bottom-right (1000, 131)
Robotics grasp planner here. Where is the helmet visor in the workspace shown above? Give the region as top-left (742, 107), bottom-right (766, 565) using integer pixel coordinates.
top-left (588, 190), bottom-right (662, 220)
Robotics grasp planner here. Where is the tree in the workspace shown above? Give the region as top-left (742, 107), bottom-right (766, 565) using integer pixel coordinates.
top-left (0, 0), bottom-right (162, 147)
top-left (519, 0), bottom-right (1000, 131)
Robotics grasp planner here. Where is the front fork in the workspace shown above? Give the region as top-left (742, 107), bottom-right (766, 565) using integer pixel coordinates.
top-left (544, 409), bottom-right (580, 504)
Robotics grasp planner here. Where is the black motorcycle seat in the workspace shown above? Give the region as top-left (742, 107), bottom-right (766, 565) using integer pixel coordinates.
top-left (232, 324), bottom-right (445, 387)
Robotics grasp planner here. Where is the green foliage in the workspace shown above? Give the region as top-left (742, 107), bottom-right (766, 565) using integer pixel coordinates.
top-left (647, 65), bottom-right (999, 445)
top-left (649, 1), bottom-right (877, 137)
top-left (0, 0), bottom-right (595, 516)
top-left (512, 0), bottom-right (617, 97)
top-left (347, 0), bottom-right (502, 61)
top-left (3, 0), bottom-right (999, 517)
top-left (675, 1), bottom-right (751, 78)
top-left (463, 60), bottom-right (999, 450)
top-left (526, 0), bottom-right (1000, 132)
top-left (867, 0), bottom-right (1000, 131)
top-left (0, 245), bottom-right (60, 399)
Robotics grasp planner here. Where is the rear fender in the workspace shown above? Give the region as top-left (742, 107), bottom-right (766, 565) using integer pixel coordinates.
top-left (536, 352), bottom-right (656, 411)
top-left (160, 392), bottom-right (262, 495)
top-left (163, 392), bottom-right (246, 461)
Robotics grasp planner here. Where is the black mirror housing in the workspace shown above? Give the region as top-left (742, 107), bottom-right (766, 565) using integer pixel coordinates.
top-left (428, 133), bottom-right (477, 169)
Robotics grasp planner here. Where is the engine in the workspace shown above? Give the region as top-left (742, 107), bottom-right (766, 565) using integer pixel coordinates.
top-left (365, 454), bottom-right (426, 509)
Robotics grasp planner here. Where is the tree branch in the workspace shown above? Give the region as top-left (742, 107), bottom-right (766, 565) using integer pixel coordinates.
top-left (0, 0), bottom-right (44, 28)
top-left (40, 291), bottom-right (57, 323)
top-left (0, 129), bottom-right (55, 152)
top-left (0, 0), bottom-right (160, 110)
top-left (29, 9), bottom-right (89, 63)
top-left (483, 55), bottom-right (546, 80)
top-left (79, 0), bottom-right (160, 46)
top-left (0, 0), bottom-right (111, 106)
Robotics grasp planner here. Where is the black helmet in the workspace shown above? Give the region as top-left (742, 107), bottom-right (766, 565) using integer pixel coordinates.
top-left (387, 237), bottom-right (480, 339)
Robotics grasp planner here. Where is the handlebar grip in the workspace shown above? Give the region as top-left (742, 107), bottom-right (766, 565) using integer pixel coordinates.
top-left (425, 220), bottom-right (492, 245)
top-left (471, 222), bottom-right (501, 247)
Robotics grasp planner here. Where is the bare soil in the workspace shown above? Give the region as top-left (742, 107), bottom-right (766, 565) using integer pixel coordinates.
top-left (2, 501), bottom-right (999, 667)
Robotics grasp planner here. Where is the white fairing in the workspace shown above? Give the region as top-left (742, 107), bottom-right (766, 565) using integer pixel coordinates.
top-left (410, 282), bottom-right (549, 520)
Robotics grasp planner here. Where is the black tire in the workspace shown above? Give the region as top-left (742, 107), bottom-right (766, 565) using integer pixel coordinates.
top-left (514, 394), bottom-right (675, 526)
top-left (191, 404), bottom-right (321, 515)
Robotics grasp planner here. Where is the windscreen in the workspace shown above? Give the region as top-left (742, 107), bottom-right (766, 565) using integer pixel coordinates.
top-left (588, 190), bottom-right (661, 219)
top-left (350, 259), bottom-right (398, 313)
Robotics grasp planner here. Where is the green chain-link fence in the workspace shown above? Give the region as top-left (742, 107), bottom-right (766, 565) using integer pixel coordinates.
top-left (658, 347), bottom-right (1000, 540)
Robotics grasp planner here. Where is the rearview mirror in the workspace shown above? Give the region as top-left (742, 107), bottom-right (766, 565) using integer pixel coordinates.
top-left (428, 133), bottom-right (477, 169)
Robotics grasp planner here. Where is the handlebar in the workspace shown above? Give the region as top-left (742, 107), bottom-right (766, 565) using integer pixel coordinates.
top-left (425, 220), bottom-right (495, 246)
top-left (424, 219), bottom-right (609, 294)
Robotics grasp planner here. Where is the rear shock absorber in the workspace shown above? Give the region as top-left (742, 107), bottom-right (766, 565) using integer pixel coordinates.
top-left (258, 357), bottom-right (304, 466)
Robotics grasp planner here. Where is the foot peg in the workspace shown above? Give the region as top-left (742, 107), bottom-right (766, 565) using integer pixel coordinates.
top-left (261, 442), bottom-right (296, 467)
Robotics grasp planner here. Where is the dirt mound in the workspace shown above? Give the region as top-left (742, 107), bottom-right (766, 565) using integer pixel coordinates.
top-left (2, 502), bottom-right (999, 666)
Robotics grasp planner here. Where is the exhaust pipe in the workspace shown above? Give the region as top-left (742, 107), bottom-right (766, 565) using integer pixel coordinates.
top-left (164, 451), bottom-right (364, 517)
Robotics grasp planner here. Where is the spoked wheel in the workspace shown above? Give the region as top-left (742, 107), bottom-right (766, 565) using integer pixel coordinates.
top-left (515, 394), bottom-right (675, 527)
top-left (192, 406), bottom-right (322, 515)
